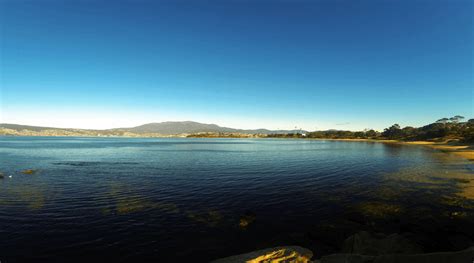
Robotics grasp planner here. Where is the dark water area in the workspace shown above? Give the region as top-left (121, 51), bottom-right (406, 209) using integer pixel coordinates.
top-left (0, 137), bottom-right (473, 262)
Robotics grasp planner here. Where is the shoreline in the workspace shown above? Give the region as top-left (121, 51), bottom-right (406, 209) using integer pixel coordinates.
top-left (306, 138), bottom-right (474, 162)
top-left (403, 141), bottom-right (474, 161)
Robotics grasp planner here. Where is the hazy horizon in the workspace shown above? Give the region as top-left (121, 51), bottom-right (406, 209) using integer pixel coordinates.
top-left (1, 0), bottom-right (472, 131)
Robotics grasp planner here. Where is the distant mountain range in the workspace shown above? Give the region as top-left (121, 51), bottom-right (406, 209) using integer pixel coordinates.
top-left (0, 121), bottom-right (307, 137)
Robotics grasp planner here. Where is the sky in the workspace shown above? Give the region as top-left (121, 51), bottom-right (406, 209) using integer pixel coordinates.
top-left (0, 0), bottom-right (472, 131)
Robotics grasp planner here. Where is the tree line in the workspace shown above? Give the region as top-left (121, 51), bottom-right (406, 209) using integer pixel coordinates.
top-left (267, 116), bottom-right (474, 142)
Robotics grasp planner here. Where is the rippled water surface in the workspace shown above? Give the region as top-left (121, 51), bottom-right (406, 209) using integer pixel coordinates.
top-left (1, 137), bottom-right (473, 262)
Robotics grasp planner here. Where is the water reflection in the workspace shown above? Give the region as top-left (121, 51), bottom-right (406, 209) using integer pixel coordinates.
top-left (381, 143), bottom-right (404, 157)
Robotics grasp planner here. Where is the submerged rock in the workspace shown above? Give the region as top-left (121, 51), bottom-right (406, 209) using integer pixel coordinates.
top-left (372, 246), bottom-right (474, 263)
top-left (319, 254), bottom-right (374, 263)
top-left (187, 210), bottom-right (223, 227)
top-left (21, 169), bottom-right (38, 175)
top-left (211, 246), bottom-right (313, 263)
top-left (320, 246), bottom-right (474, 263)
top-left (356, 202), bottom-right (403, 218)
top-left (239, 210), bottom-right (256, 229)
top-left (0, 172), bottom-right (4, 179)
top-left (341, 231), bottom-right (422, 255)
top-left (308, 219), bottom-right (365, 253)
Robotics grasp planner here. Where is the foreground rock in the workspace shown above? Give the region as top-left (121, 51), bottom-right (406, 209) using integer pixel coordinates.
top-left (213, 246), bottom-right (474, 263)
top-left (211, 246), bottom-right (313, 263)
top-left (212, 231), bottom-right (474, 263)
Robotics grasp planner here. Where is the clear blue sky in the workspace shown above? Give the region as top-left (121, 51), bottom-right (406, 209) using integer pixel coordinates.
top-left (1, 0), bottom-right (472, 131)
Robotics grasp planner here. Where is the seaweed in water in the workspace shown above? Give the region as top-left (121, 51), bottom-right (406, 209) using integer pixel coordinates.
top-left (21, 169), bottom-right (38, 175)
top-left (239, 210), bottom-right (256, 229)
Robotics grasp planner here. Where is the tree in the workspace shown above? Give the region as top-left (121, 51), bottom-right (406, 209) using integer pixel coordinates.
top-left (354, 131), bottom-right (365, 138)
top-left (436, 118), bottom-right (449, 124)
top-left (401, 126), bottom-right (417, 140)
top-left (454, 115), bottom-right (465, 122)
top-left (450, 115), bottom-right (465, 123)
top-left (365, 129), bottom-right (378, 138)
top-left (382, 124), bottom-right (403, 139)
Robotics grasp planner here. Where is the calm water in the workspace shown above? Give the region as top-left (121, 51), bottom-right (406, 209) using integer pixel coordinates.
top-left (0, 137), bottom-right (473, 262)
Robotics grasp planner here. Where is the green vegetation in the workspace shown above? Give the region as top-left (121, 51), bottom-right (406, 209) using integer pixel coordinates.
top-left (268, 116), bottom-right (474, 142)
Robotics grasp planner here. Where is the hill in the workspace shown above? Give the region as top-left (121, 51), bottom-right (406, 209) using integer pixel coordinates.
top-left (0, 121), bottom-right (305, 137)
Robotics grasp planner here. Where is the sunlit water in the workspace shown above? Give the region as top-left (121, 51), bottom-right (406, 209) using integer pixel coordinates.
top-left (0, 137), bottom-right (473, 262)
